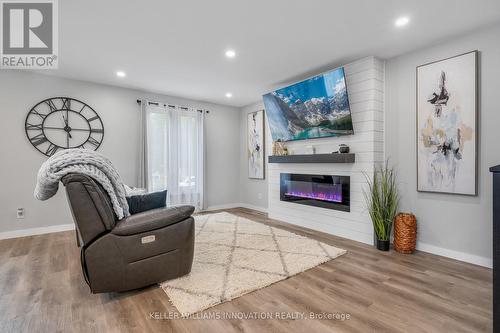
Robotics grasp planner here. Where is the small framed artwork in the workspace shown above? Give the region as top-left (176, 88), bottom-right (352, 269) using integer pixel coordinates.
top-left (416, 50), bottom-right (478, 195)
top-left (247, 110), bottom-right (265, 179)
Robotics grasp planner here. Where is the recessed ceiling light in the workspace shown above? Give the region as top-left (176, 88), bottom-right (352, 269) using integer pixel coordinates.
top-left (116, 71), bottom-right (126, 78)
top-left (225, 49), bottom-right (236, 58)
top-left (395, 16), bottom-right (410, 27)
top-left (225, 92), bottom-right (233, 98)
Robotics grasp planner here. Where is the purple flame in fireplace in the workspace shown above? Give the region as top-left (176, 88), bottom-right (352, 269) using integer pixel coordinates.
top-left (284, 181), bottom-right (342, 203)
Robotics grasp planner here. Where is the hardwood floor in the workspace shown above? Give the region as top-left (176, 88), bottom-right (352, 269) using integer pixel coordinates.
top-left (0, 208), bottom-right (492, 332)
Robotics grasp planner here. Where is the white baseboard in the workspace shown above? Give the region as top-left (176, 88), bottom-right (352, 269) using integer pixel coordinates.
top-left (204, 203), bottom-right (268, 213)
top-left (0, 223), bottom-right (75, 240)
top-left (237, 203), bottom-right (268, 213)
top-left (416, 242), bottom-right (492, 268)
top-left (204, 203), bottom-right (242, 211)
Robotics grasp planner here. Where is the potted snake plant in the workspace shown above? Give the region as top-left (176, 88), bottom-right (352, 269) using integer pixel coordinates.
top-left (364, 161), bottom-right (400, 251)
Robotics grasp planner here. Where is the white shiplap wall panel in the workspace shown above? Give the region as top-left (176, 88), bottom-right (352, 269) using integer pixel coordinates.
top-left (351, 100), bottom-right (383, 113)
top-left (283, 132), bottom-right (381, 150)
top-left (348, 90), bottom-right (383, 105)
top-left (351, 111), bottom-right (383, 123)
top-left (347, 79), bottom-right (383, 95)
top-left (345, 68), bottom-right (383, 85)
top-left (345, 57), bottom-right (384, 73)
top-left (268, 163), bottom-right (376, 175)
top-left (267, 56), bottom-right (384, 245)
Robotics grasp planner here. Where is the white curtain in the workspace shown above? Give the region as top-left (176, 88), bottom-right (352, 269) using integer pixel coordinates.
top-left (145, 103), bottom-right (205, 210)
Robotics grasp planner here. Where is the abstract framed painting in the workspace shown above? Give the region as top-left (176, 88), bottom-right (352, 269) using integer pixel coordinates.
top-left (247, 110), bottom-right (265, 179)
top-left (416, 50), bottom-right (478, 196)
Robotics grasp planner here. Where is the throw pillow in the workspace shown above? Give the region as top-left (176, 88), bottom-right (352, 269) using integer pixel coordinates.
top-left (126, 190), bottom-right (167, 215)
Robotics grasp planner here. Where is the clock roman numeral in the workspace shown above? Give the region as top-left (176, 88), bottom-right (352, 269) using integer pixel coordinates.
top-left (26, 123), bottom-right (43, 130)
top-left (31, 108), bottom-right (48, 120)
top-left (45, 99), bottom-right (58, 112)
top-left (30, 133), bottom-right (48, 146)
top-left (87, 136), bottom-right (100, 148)
top-left (45, 144), bottom-right (59, 156)
top-left (61, 98), bottom-right (71, 110)
top-left (90, 128), bottom-right (103, 133)
top-left (87, 116), bottom-right (99, 122)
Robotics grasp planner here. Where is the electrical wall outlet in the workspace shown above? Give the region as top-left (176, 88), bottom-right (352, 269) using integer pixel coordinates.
top-left (17, 208), bottom-right (25, 219)
top-left (257, 193), bottom-right (262, 200)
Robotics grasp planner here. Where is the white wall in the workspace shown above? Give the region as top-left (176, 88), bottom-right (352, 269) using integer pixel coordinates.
top-left (0, 71), bottom-right (240, 235)
top-left (385, 23), bottom-right (500, 267)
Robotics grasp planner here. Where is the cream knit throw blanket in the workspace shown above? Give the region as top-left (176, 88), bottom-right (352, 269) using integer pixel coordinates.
top-left (34, 149), bottom-right (130, 220)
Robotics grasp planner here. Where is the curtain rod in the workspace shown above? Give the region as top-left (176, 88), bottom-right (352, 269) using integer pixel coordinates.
top-left (136, 99), bottom-right (208, 113)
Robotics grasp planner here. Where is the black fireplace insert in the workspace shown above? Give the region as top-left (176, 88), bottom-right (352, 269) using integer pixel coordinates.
top-left (280, 173), bottom-right (350, 212)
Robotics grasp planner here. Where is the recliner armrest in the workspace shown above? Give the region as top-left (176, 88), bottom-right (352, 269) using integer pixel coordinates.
top-left (112, 205), bottom-right (195, 236)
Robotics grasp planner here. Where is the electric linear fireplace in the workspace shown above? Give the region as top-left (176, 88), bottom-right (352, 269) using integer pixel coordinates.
top-left (280, 173), bottom-right (350, 212)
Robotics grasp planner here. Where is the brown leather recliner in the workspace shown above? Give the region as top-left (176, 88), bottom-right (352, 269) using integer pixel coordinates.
top-left (61, 174), bottom-right (195, 293)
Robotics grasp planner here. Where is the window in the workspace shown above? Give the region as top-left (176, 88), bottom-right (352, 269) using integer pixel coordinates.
top-left (146, 105), bottom-right (204, 209)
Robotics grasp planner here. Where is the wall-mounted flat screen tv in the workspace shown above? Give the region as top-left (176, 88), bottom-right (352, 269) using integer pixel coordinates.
top-left (263, 67), bottom-right (353, 142)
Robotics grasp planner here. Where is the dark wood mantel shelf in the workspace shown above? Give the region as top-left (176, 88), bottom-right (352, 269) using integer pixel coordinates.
top-left (268, 153), bottom-right (355, 164)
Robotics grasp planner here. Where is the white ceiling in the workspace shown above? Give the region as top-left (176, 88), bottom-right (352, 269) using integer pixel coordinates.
top-left (42, 0), bottom-right (500, 107)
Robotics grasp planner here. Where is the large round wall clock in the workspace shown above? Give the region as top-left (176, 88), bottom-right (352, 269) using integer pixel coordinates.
top-left (25, 97), bottom-right (104, 157)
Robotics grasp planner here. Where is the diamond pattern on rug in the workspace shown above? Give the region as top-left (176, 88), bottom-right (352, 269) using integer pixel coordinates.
top-left (194, 242), bottom-right (231, 265)
top-left (160, 212), bottom-right (346, 316)
top-left (235, 233), bottom-right (276, 250)
top-left (232, 247), bottom-right (286, 275)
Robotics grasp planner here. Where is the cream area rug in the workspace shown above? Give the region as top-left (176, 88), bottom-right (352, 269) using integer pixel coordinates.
top-left (160, 212), bottom-right (346, 316)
